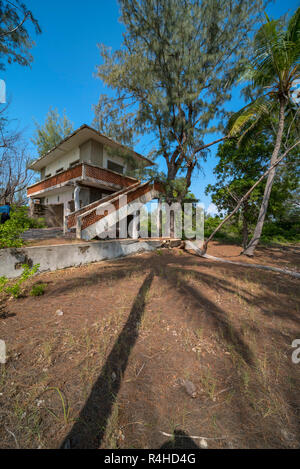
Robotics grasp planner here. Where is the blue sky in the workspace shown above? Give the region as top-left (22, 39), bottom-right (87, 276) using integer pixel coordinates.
top-left (2, 0), bottom-right (299, 211)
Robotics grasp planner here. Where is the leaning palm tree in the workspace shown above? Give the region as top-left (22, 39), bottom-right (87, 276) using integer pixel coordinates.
top-left (229, 8), bottom-right (300, 256)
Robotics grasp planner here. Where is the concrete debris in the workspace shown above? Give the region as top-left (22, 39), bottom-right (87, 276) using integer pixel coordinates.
top-left (0, 340), bottom-right (6, 364)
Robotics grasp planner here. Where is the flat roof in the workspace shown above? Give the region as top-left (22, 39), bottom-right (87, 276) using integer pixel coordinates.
top-left (29, 124), bottom-right (154, 171)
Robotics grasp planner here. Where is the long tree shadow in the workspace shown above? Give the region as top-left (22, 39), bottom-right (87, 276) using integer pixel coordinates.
top-left (160, 263), bottom-right (255, 365)
top-left (168, 255), bottom-right (300, 325)
top-left (55, 250), bottom-right (298, 448)
top-left (60, 271), bottom-right (154, 449)
top-left (160, 430), bottom-right (200, 449)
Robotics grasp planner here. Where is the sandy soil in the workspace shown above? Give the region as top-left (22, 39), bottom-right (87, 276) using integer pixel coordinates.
top-left (0, 244), bottom-right (299, 449)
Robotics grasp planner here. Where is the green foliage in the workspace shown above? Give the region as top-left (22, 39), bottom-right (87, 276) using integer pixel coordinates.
top-left (0, 208), bottom-right (29, 248)
top-left (206, 137), bottom-right (299, 246)
top-left (226, 7), bottom-right (300, 254)
top-left (0, 0), bottom-right (41, 71)
top-left (261, 220), bottom-right (300, 244)
top-left (0, 206), bottom-right (45, 249)
top-left (94, 94), bottom-right (136, 148)
top-left (95, 0), bottom-right (266, 198)
top-left (228, 7), bottom-right (300, 144)
top-left (204, 216), bottom-right (236, 240)
top-left (30, 283), bottom-right (46, 297)
top-left (0, 263), bottom-right (40, 299)
top-left (204, 215), bottom-right (300, 245)
top-left (0, 276), bottom-right (8, 290)
top-left (32, 107), bottom-right (74, 157)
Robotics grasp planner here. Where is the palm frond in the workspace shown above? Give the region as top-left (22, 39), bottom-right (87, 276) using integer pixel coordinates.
top-left (227, 98), bottom-right (270, 137)
top-left (286, 7), bottom-right (300, 45)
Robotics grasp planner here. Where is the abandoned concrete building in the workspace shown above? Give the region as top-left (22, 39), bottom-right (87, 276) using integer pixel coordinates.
top-left (27, 124), bottom-right (161, 240)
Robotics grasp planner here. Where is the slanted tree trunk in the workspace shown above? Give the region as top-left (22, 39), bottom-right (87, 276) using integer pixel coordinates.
top-left (243, 96), bottom-right (286, 256)
top-left (242, 214), bottom-right (249, 250)
top-left (200, 139), bottom-right (300, 255)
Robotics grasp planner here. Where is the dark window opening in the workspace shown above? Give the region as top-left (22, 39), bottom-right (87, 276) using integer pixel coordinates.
top-left (69, 160), bottom-right (80, 168)
top-left (56, 167), bottom-right (64, 174)
top-left (107, 160), bottom-right (124, 174)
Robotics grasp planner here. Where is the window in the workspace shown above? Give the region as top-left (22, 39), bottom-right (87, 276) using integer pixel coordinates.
top-left (107, 160), bottom-right (124, 174)
top-left (56, 167), bottom-right (64, 174)
top-left (69, 159), bottom-right (80, 168)
top-left (45, 173), bottom-right (51, 179)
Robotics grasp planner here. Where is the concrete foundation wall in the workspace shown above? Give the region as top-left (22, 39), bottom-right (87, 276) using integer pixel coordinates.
top-left (0, 240), bottom-right (164, 279)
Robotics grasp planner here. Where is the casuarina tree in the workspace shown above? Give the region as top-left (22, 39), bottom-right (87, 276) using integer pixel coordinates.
top-left (32, 107), bottom-right (74, 157)
top-left (0, 0), bottom-right (41, 71)
top-left (94, 0), bottom-right (268, 233)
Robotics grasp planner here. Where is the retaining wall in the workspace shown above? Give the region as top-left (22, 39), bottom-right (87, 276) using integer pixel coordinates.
top-left (0, 239), bottom-right (167, 279)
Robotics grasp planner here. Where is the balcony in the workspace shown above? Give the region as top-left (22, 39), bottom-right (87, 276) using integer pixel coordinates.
top-left (27, 163), bottom-right (137, 198)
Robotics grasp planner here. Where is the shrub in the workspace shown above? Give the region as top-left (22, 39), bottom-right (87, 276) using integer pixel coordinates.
top-left (30, 283), bottom-right (46, 297)
top-left (0, 264), bottom-right (40, 299)
top-left (0, 206), bottom-right (45, 249)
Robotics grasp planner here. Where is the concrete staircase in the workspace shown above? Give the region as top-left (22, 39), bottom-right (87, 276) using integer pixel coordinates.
top-left (66, 180), bottom-right (162, 241)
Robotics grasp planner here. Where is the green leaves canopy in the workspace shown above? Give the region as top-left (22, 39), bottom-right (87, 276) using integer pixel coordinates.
top-left (228, 7), bottom-right (300, 141)
top-left (0, 0), bottom-right (41, 71)
top-left (32, 108), bottom-right (74, 157)
top-left (95, 0), bottom-right (267, 197)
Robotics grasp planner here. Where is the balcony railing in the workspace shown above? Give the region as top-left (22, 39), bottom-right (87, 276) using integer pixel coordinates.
top-left (27, 163), bottom-right (137, 197)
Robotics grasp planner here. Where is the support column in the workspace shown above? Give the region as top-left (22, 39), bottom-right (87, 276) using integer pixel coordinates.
top-left (29, 198), bottom-right (34, 218)
top-left (63, 201), bottom-right (71, 235)
top-left (74, 185), bottom-right (81, 212)
top-left (131, 210), bottom-right (140, 239)
top-left (156, 198), bottom-right (162, 238)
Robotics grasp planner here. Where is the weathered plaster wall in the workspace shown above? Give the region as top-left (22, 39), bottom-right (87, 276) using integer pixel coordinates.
top-left (103, 147), bottom-right (127, 172)
top-left (0, 240), bottom-right (163, 279)
top-left (45, 188), bottom-right (74, 206)
top-left (43, 147), bottom-right (80, 177)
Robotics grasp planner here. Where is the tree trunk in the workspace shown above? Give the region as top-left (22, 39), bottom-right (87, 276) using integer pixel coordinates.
top-left (200, 139), bottom-right (300, 254)
top-left (243, 96), bottom-right (286, 256)
top-left (242, 214), bottom-right (249, 250)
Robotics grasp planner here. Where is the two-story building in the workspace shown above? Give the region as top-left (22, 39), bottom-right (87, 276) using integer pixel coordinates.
top-left (27, 124), bottom-right (154, 230)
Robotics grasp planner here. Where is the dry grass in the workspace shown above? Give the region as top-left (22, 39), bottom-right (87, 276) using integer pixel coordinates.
top-left (0, 245), bottom-right (299, 449)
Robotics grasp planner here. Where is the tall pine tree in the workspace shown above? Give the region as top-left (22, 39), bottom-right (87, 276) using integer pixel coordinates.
top-left (0, 0), bottom-right (41, 71)
top-left (95, 0), bottom-right (267, 211)
top-left (32, 108), bottom-right (74, 157)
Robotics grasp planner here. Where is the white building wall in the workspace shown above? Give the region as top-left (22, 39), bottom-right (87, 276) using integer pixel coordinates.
top-left (43, 145), bottom-right (127, 178)
top-left (43, 147), bottom-right (80, 177)
top-left (44, 189), bottom-right (74, 206)
top-left (103, 147), bottom-right (127, 172)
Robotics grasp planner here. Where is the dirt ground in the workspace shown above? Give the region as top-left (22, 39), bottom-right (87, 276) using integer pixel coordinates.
top-left (0, 243), bottom-right (299, 449)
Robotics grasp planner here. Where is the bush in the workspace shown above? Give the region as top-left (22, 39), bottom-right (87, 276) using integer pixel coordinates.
top-left (261, 220), bottom-right (300, 244)
top-left (0, 264), bottom-right (40, 299)
top-left (30, 283), bottom-right (46, 297)
top-left (0, 206), bottom-right (45, 249)
top-left (204, 216), bottom-right (241, 242)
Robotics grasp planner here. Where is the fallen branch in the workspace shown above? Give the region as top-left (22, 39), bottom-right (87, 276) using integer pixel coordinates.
top-left (160, 430), bottom-right (227, 440)
top-left (185, 241), bottom-right (300, 279)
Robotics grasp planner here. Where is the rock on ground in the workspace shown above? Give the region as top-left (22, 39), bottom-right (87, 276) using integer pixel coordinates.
top-left (0, 340), bottom-right (6, 364)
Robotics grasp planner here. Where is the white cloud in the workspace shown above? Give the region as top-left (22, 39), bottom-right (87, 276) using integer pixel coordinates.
top-left (206, 203), bottom-right (219, 216)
